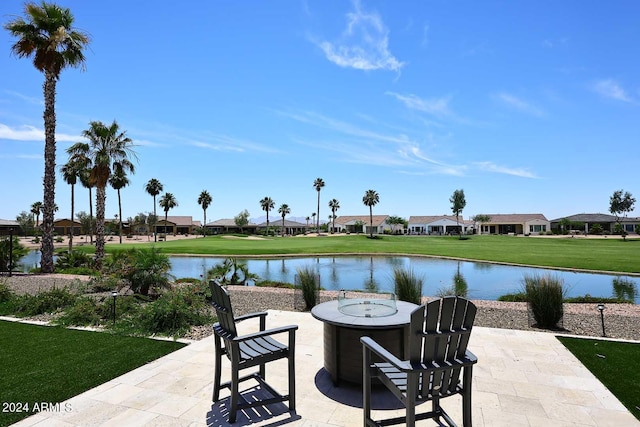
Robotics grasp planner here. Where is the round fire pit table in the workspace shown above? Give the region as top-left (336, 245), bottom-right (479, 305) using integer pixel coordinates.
top-left (311, 299), bottom-right (418, 385)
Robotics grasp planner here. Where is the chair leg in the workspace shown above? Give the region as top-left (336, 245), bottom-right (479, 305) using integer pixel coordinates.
top-left (288, 352), bottom-right (296, 412)
top-left (213, 337), bottom-right (222, 402)
top-left (363, 348), bottom-right (372, 426)
top-left (462, 366), bottom-right (473, 427)
top-left (229, 364), bottom-right (239, 423)
top-left (406, 374), bottom-right (417, 427)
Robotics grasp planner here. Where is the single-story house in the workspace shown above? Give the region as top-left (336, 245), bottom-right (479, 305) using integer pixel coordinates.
top-left (205, 218), bottom-right (258, 234)
top-left (52, 218), bottom-right (83, 236)
top-left (333, 215), bottom-right (391, 235)
top-left (155, 216), bottom-right (200, 235)
top-left (256, 219), bottom-right (307, 235)
top-left (475, 213), bottom-right (550, 235)
top-left (408, 215), bottom-right (474, 235)
top-left (550, 213), bottom-right (640, 234)
top-left (0, 219), bottom-right (21, 236)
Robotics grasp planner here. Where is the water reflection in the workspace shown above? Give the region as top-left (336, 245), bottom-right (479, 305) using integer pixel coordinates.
top-left (612, 277), bottom-right (638, 302)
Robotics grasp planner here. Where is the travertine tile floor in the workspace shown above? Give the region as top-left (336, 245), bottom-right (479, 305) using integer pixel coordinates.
top-left (10, 310), bottom-right (639, 426)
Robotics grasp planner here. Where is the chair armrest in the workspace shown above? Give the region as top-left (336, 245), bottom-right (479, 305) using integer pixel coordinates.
top-left (361, 336), bottom-right (411, 371)
top-left (234, 324), bottom-right (298, 343)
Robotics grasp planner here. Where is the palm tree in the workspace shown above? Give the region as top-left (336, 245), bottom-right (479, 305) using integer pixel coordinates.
top-left (67, 120), bottom-right (136, 269)
top-left (109, 170), bottom-right (130, 244)
top-left (60, 158), bottom-right (83, 250)
top-left (362, 189), bottom-right (380, 238)
top-left (305, 216), bottom-right (310, 232)
top-left (77, 165), bottom-right (94, 244)
top-left (260, 196), bottom-right (275, 235)
top-left (5, 2), bottom-right (89, 273)
top-left (198, 190), bottom-right (212, 237)
top-left (159, 192), bottom-right (178, 235)
top-left (313, 178), bottom-right (325, 234)
top-left (30, 202), bottom-right (42, 235)
top-left (311, 212), bottom-right (316, 231)
top-left (145, 179), bottom-right (163, 241)
top-left (328, 199), bottom-right (340, 233)
top-left (278, 204), bottom-right (290, 237)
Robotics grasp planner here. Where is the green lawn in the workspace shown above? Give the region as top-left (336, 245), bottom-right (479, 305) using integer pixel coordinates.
top-left (0, 321), bottom-right (186, 427)
top-left (95, 234), bottom-right (640, 274)
top-left (558, 336), bottom-right (640, 421)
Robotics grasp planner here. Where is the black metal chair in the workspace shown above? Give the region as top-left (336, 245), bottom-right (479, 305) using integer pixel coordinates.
top-left (361, 296), bottom-right (478, 427)
top-left (210, 280), bottom-right (298, 423)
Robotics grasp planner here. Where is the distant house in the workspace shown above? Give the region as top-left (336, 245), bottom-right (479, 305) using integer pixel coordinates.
top-left (256, 219), bottom-right (307, 235)
top-left (155, 216), bottom-right (200, 235)
top-left (476, 214), bottom-right (550, 235)
top-left (333, 215), bottom-right (391, 235)
top-left (550, 213), bottom-right (640, 234)
top-left (52, 218), bottom-right (82, 236)
top-left (0, 219), bottom-right (21, 236)
top-left (408, 215), bottom-right (474, 235)
top-left (205, 218), bottom-right (258, 234)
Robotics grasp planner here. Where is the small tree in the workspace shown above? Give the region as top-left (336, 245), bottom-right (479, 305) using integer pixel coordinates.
top-left (16, 211), bottom-right (35, 236)
top-left (450, 189), bottom-right (466, 238)
top-left (609, 190), bottom-right (635, 240)
top-left (234, 209), bottom-right (250, 234)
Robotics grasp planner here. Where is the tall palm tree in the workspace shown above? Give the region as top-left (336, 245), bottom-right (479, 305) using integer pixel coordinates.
top-left (30, 202), bottom-right (42, 234)
top-left (145, 178), bottom-right (163, 241)
top-left (328, 198), bottom-right (340, 233)
top-left (313, 178), bottom-right (325, 234)
top-left (60, 158), bottom-right (83, 251)
top-left (67, 120), bottom-right (136, 268)
top-left (260, 196), bottom-right (275, 235)
top-left (278, 203), bottom-right (290, 237)
top-left (77, 165), bottom-right (94, 244)
top-left (5, 2), bottom-right (89, 273)
top-left (109, 170), bottom-right (130, 244)
top-left (159, 193), bottom-right (178, 235)
top-left (362, 189), bottom-right (380, 238)
top-left (198, 190), bottom-right (212, 237)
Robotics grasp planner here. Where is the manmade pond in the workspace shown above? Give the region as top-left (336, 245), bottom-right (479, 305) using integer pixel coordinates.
top-left (18, 252), bottom-right (639, 303)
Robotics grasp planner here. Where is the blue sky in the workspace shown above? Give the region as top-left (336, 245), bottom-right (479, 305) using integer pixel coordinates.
top-left (1, 0), bottom-right (638, 225)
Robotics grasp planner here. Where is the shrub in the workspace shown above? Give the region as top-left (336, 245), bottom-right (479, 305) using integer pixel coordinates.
top-left (295, 266), bottom-right (319, 310)
top-left (13, 287), bottom-right (78, 316)
top-left (55, 250), bottom-right (94, 271)
top-left (0, 236), bottom-right (29, 273)
top-left (256, 280), bottom-right (294, 289)
top-left (497, 292), bottom-right (527, 302)
top-left (105, 247), bottom-right (173, 296)
top-left (393, 267), bottom-right (423, 305)
top-left (0, 280), bottom-right (13, 303)
top-left (523, 274), bottom-right (566, 329)
top-left (55, 296), bottom-right (102, 326)
top-left (136, 286), bottom-right (213, 337)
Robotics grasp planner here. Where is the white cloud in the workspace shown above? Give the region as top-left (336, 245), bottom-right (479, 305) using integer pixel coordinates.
top-left (0, 123), bottom-right (77, 142)
top-left (495, 93), bottom-right (545, 117)
top-left (592, 79), bottom-right (633, 103)
top-left (473, 161), bottom-right (538, 179)
top-left (315, 0), bottom-right (404, 72)
top-left (386, 92), bottom-right (452, 118)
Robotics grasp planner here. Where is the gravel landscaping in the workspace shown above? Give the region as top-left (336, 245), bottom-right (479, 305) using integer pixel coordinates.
top-left (2, 274), bottom-right (639, 341)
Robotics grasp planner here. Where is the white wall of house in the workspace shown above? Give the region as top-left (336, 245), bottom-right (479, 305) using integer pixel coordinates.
top-left (524, 219), bottom-right (551, 235)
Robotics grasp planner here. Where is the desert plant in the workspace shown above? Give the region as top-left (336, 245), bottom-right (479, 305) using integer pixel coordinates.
top-left (296, 266), bottom-right (319, 310)
top-left (393, 267), bottom-right (423, 305)
top-left (55, 249), bottom-right (94, 270)
top-left (0, 280), bottom-right (14, 303)
top-left (523, 274), bottom-right (566, 329)
top-left (13, 287), bottom-right (78, 316)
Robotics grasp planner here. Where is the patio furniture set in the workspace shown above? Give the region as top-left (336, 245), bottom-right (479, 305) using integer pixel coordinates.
top-left (209, 280), bottom-right (478, 426)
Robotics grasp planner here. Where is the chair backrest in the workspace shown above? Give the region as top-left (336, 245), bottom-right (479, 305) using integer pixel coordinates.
top-left (210, 280), bottom-right (237, 338)
top-left (408, 296), bottom-right (476, 396)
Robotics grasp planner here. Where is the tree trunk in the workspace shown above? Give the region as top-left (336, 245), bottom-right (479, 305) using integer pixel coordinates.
top-left (369, 207), bottom-right (373, 238)
top-left (88, 187), bottom-right (93, 244)
top-left (40, 72), bottom-right (57, 273)
top-left (118, 189), bottom-right (123, 244)
top-left (95, 185), bottom-right (106, 270)
top-left (69, 184), bottom-right (74, 252)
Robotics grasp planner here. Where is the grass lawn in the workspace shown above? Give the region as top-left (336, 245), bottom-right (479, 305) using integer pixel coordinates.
top-left (558, 336), bottom-right (640, 421)
top-left (94, 234), bottom-right (640, 274)
top-left (0, 320), bottom-right (186, 427)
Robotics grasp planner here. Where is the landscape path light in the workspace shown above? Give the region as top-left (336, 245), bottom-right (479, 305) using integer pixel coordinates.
top-left (112, 291), bottom-right (118, 325)
top-left (597, 304), bottom-right (606, 337)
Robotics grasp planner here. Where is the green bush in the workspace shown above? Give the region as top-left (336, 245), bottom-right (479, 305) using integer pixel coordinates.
top-left (296, 266), bottom-right (319, 310)
top-left (256, 280), bottom-right (294, 289)
top-left (55, 250), bottom-right (94, 270)
top-left (13, 287), bottom-right (78, 316)
top-left (393, 267), bottom-right (423, 305)
top-left (0, 280), bottom-right (13, 303)
top-left (55, 296), bottom-right (102, 326)
top-left (104, 247), bottom-right (173, 296)
top-left (523, 274), bottom-right (566, 329)
top-left (497, 292), bottom-right (527, 302)
top-left (135, 286), bottom-right (213, 337)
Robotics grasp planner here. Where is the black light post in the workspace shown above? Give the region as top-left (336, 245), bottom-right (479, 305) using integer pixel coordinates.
top-left (112, 291), bottom-right (118, 325)
top-left (597, 304), bottom-right (606, 337)
top-left (8, 227), bottom-right (14, 277)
